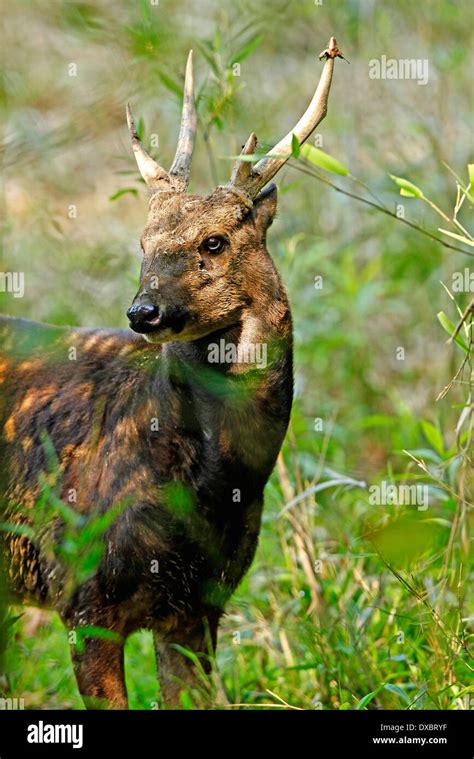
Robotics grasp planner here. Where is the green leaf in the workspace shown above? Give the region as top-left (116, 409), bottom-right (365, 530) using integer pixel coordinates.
top-left (468, 164), bottom-right (474, 204)
top-left (437, 311), bottom-right (469, 354)
top-left (356, 685), bottom-right (383, 710)
top-left (420, 420), bottom-right (445, 457)
top-left (195, 41), bottom-right (219, 76)
top-left (232, 34), bottom-right (264, 64)
top-left (73, 625), bottom-right (122, 654)
top-left (420, 518), bottom-right (452, 528)
top-left (109, 188), bottom-right (139, 201)
top-left (172, 644), bottom-right (200, 667)
top-left (180, 690), bottom-right (195, 709)
top-left (0, 521), bottom-right (34, 539)
top-left (0, 614), bottom-right (24, 633)
top-left (291, 134), bottom-right (300, 158)
top-left (136, 116), bottom-right (145, 141)
top-left (213, 27), bottom-right (222, 52)
top-left (389, 175), bottom-right (425, 199)
top-left (301, 144), bottom-right (350, 175)
top-left (383, 683), bottom-right (412, 706)
top-left (213, 115), bottom-right (224, 131)
top-left (225, 154), bottom-right (261, 162)
top-left (158, 72), bottom-right (183, 98)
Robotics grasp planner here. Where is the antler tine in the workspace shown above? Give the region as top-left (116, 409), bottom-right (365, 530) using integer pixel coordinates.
top-left (126, 103), bottom-right (172, 190)
top-left (230, 132), bottom-right (258, 188)
top-left (229, 36), bottom-right (341, 198)
top-left (169, 49), bottom-right (197, 188)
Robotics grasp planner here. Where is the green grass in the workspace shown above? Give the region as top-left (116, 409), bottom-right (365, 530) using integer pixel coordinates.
top-left (4, 393), bottom-right (473, 710)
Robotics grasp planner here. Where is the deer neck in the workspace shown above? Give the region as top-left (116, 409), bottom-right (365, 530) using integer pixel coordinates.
top-left (157, 289), bottom-right (293, 484)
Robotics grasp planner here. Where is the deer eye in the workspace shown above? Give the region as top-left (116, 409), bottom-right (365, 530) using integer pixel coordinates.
top-left (202, 236), bottom-right (226, 254)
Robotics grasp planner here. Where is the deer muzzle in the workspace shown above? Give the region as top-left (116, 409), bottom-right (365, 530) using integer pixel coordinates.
top-left (126, 299), bottom-right (190, 338)
top-left (126, 302), bottom-right (162, 333)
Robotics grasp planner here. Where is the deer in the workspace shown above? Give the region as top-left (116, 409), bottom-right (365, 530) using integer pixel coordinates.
top-left (0, 37), bottom-right (341, 709)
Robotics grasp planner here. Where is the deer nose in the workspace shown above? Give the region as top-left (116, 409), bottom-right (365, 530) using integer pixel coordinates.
top-left (126, 303), bottom-right (162, 333)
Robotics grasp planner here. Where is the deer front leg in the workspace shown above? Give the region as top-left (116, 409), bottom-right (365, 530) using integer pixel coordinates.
top-left (62, 603), bottom-right (128, 710)
top-left (69, 632), bottom-right (128, 709)
top-left (154, 614), bottom-right (219, 709)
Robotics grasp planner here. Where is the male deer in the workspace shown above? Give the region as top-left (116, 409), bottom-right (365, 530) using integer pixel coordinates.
top-left (0, 38), bottom-right (341, 709)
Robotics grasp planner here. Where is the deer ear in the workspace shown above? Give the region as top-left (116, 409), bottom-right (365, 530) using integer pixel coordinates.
top-left (252, 184), bottom-right (278, 233)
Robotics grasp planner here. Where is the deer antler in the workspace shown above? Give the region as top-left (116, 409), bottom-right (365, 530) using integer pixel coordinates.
top-left (169, 50), bottom-right (197, 184)
top-left (229, 37), bottom-right (342, 199)
top-left (127, 50), bottom-right (197, 193)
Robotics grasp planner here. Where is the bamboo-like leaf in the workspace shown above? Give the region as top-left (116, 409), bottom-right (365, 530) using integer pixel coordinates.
top-left (158, 71), bottom-right (182, 98)
top-left (232, 34), bottom-right (264, 64)
top-left (195, 41), bottom-right (219, 76)
top-left (468, 164), bottom-right (474, 204)
top-left (356, 685), bottom-right (383, 710)
top-left (389, 174), bottom-right (424, 198)
top-left (437, 311), bottom-right (469, 353)
top-left (301, 144), bottom-right (350, 175)
top-left (0, 521), bottom-right (34, 538)
top-left (420, 420), bottom-right (445, 457)
top-left (291, 134), bottom-right (301, 158)
top-left (109, 188), bottom-right (139, 201)
top-left (383, 683), bottom-right (412, 706)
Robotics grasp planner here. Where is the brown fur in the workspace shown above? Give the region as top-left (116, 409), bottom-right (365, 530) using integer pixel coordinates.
top-left (0, 184), bottom-right (293, 709)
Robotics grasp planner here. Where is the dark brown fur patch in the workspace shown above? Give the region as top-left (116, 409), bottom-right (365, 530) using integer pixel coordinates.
top-left (0, 183), bottom-right (293, 708)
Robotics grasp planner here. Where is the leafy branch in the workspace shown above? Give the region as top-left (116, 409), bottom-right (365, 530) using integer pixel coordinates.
top-left (289, 145), bottom-right (474, 258)
top-left (227, 139), bottom-right (473, 257)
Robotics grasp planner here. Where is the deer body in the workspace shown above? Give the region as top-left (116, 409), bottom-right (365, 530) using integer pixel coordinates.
top-left (1, 280), bottom-right (291, 706)
top-left (1, 40), bottom-right (340, 708)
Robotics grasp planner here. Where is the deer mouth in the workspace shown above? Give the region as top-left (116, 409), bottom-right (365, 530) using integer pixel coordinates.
top-left (143, 313), bottom-right (163, 329)
top-left (128, 312), bottom-right (162, 335)
top-left (138, 306), bottom-right (191, 343)
top-left (127, 301), bottom-right (191, 337)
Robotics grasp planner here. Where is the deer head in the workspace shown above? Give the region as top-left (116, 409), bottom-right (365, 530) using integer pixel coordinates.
top-left (126, 39), bottom-right (340, 344)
